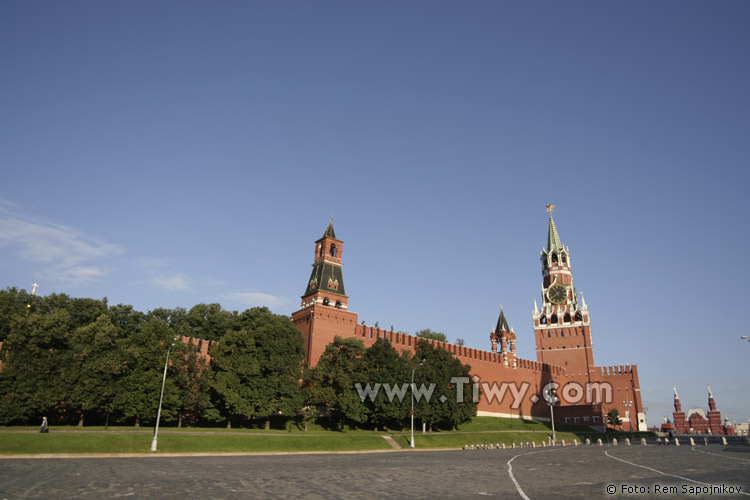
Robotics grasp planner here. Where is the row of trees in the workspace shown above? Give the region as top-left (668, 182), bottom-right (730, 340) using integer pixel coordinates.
top-left (0, 288), bottom-right (476, 430)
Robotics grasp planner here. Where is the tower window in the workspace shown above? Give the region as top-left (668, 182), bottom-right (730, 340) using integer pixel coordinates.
top-left (563, 313), bottom-right (571, 323)
top-left (551, 253), bottom-right (558, 264)
top-left (551, 314), bottom-right (558, 325)
top-left (574, 311), bottom-right (583, 322)
top-left (335, 301), bottom-right (342, 309)
top-left (330, 244), bottom-right (337, 257)
top-left (323, 298), bottom-right (330, 306)
top-left (318, 244), bottom-right (323, 257)
top-left (561, 253), bottom-right (567, 264)
top-left (541, 316), bottom-right (547, 325)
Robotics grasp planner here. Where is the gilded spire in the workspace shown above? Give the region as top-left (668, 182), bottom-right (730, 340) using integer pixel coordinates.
top-left (546, 203), bottom-right (563, 253)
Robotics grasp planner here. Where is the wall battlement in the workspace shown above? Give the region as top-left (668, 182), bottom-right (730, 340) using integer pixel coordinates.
top-left (600, 364), bottom-right (637, 376)
top-left (293, 216), bottom-right (646, 430)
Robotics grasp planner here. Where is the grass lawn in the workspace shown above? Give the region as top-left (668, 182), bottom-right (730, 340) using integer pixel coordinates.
top-left (0, 416), bottom-right (636, 454)
top-left (0, 432), bottom-right (392, 455)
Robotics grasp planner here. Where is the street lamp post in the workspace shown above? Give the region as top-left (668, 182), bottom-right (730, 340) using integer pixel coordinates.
top-left (150, 337), bottom-right (177, 452)
top-left (543, 379), bottom-right (560, 444)
top-left (549, 401), bottom-right (556, 443)
top-left (410, 359), bottom-right (425, 449)
top-left (623, 387), bottom-right (633, 433)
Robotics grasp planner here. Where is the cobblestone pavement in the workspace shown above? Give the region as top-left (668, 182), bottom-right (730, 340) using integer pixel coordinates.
top-left (1, 445), bottom-right (748, 499)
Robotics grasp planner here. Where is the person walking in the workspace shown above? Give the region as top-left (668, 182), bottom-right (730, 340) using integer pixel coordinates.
top-left (39, 416), bottom-right (48, 433)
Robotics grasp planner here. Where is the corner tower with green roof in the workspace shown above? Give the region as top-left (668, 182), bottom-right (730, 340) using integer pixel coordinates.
top-left (302, 219), bottom-right (348, 309)
top-left (292, 220), bottom-right (359, 367)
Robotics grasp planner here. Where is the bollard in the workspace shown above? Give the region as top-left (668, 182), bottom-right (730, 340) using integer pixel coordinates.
top-left (512, 442), bottom-right (516, 449)
top-left (597, 438), bottom-right (603, 446)
top-left (689, 437), bottom-right (695, 446)
top-left (625, 438), bottom-right (630, 446)
top-left (574, 439), bottom-right (578, 446)
top-left (561, 439), bottom-right (566, 447)
top-left (704, 437), bottom-right (708, 446)
top-left (542, 441), bottom-right (546, 448)
top-left (641, 438), bottom-right (647, 446)
top-left (532, 442), bottom-right (536, 448)
top-left (502, 443), bottom-right (506, 450)
top-left (722, 437), bottom-right (727, 446)
top-left (674, 438), bottom-right (680, 446)
top-left (612, 438), bottom-right (618, 446)
top-left (585, 438), bottom-right (591, 445)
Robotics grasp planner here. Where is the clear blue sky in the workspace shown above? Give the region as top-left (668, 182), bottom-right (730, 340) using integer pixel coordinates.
top-left (1, 1), bottom-right (748, 427)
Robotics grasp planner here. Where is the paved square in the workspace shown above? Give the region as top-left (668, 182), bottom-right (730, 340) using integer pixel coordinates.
top-left (1, 444), bottom-right (748, 499)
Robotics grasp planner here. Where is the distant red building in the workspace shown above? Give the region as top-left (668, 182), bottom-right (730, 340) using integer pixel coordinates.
top-left (672, 385), bottom-right (735, 435)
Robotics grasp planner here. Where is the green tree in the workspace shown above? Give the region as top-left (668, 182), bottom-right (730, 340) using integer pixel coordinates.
top-left (413, 339), bottom-right (476, 431)
top-left (0, 309), bottom-right (72, 424)
top-left (415, 329), bottom-right (448, 342)
top-left (113, 318), bottom-right (176, 427)
top-left (170, 339), bottom-right (215, 427)
top-left (607, 408), bottom-right (621, 428)
top-left (107, 304), bottom-right (147, 338)
top-left (149, 307), bottom-right (191, 337)
top-left (188, 303), bottom-right (237, 341)
top-left (237, 307), bottom-right (305, 429)
top-left (304, 337), bottom-right (368, 430)
top-left (209, 328), bottom-right (260, 428)
top-left (65, 314), bottom-right (126, 426)
top-left (362, 338), bottom-right (410, 430)
top-left (0, 287), bottom-right (34, 342)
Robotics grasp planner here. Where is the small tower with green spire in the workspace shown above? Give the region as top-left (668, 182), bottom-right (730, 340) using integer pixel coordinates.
top-left (490, 306), bottom-right (517, 367)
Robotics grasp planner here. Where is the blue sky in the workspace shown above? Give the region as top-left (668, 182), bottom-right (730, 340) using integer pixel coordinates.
top-left (1, 1), bottom-right (748, 427)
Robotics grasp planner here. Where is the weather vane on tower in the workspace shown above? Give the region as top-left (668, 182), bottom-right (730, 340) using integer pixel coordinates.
top-left (545, 203), bottom-right (555, 213)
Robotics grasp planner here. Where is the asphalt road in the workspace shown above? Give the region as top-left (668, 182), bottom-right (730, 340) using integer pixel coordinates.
top-left (1, 444), bottom-right (748, 499)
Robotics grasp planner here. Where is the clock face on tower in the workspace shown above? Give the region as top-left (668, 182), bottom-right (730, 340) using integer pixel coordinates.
top-left (547, 284), bottom-right (567, 304)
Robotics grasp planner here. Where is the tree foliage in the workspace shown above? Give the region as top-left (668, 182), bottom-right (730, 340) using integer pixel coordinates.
top-left (413, 339), bottom-right (476, 431)
top-left (415, 329), bottom-right (448, 342)
top-left (304, 337), bottom-right (369, 429)
top-left (607, 408), bottom-right (621, 427)
top-left (0, 287), bottom-right (476, 431)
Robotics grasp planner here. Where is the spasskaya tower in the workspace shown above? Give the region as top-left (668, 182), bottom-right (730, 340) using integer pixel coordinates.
top-left (533, 204), bottom-right (595, 383)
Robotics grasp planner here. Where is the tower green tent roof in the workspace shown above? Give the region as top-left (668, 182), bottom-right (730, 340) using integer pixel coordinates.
top-left (495, 307), bottom-right (510, 333)
top-left (322, 219), bottom-right (336, 239)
